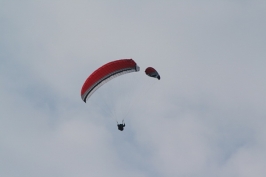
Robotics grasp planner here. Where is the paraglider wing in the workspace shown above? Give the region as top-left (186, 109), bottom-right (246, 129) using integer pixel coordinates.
top-left (145, 67), bottom-right (160, 80)
top-left (81, 59), bottom-right (140, 102)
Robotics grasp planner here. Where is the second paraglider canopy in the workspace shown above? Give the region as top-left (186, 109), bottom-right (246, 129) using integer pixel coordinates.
top-left (145, 67), bottom-right (160, 80)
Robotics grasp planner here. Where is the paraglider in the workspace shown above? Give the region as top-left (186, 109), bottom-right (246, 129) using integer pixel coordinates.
top-left (117, 120), bottom-right (125, 131)
top-left (145, 67), bottom-right (160, 80)
top-left (81, 59), bottom-right (140, 131)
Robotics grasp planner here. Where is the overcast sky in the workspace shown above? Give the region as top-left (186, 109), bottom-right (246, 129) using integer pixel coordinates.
top-left (1, 1), bottom-right (266, 177)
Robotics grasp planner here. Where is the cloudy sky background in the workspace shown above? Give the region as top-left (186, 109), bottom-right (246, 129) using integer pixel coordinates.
top-left (1, 1), bottom-right (266, 177)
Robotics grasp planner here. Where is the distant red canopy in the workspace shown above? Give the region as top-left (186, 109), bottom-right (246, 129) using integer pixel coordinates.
top-left (145, 67), bottom-right (160, 80)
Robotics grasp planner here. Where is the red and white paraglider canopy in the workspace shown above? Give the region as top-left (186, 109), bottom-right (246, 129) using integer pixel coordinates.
top-left (81, 59), bottom-right (140, 102)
